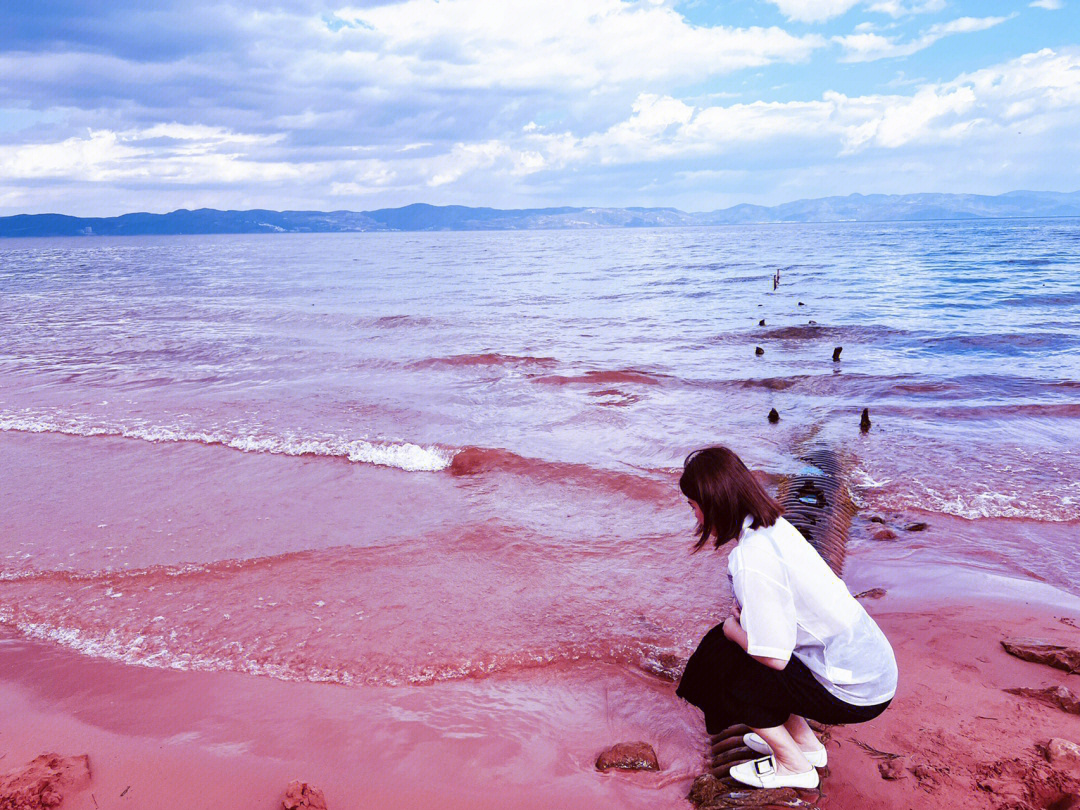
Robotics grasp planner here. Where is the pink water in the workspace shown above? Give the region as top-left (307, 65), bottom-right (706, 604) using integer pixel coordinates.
top-left (1, 223), bottom-right (1078, 805)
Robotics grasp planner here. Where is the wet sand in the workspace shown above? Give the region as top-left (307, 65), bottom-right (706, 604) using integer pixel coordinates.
top-left (5, 542), bottom-right (1079, 810)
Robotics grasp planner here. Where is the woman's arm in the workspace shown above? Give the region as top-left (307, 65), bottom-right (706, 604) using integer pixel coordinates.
top-left (723, 614), bottom-right (789, 671)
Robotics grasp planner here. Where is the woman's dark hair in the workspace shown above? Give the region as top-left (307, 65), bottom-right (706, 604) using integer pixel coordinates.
top-left (679, 446), bottom-right (782, 551)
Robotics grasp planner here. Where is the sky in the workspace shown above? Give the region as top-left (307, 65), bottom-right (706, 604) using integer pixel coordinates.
top-left (1, 0), bottom-right (1079, 215)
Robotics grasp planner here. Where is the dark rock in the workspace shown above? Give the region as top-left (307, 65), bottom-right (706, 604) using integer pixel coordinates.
top-left (903, 522), bottom-right (928, 532)
top-left (869, 515), bottom-right (886, 523)
top-left (1050, 795), bottom-right (1080, 810)
top-left (283, 780), bottom-right (328, 810)
top-left (1002, 639), bottom-right (1080, 674)
top-left (758, 319), bottom-right (766, 326)
top-left (808, 320), bottom-right (817, 325)
top-left (1005, 685), bottom-right (1080, 714)
top-left (798, 301), bottom-right (805, 306)
top-left (596, 741), bottom-right (660, 772)
top-left (0, 754), bottom-right (92, 810)
top-left (768, 408), bottom-right (780, 424)
top-left (872, 528), bottom-right (898, 541)
top-left (878, 758), bottom-right (906, 780)
top-left (859, 408), bottom-right (871, 433)
top-left (755, 346), bottom-right (765, 356)
top-left (832, 346), bottom-right (842, 362)
top-left (854, 587), bottom-right (888, 600)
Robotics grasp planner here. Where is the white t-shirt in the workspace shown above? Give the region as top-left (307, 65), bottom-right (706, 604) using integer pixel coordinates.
top-left (728, 515), bottom-right (898, 706)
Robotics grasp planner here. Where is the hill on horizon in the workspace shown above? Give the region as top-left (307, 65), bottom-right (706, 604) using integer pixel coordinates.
top-left (2, 191), bottom-right (1079, 237)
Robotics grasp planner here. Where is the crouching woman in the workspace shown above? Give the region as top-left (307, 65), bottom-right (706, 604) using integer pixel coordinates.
top-left (675, 446), bottom-right (897, 790)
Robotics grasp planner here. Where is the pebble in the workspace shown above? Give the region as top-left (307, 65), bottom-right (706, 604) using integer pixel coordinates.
top-left (768, 408), bottom-right (780, 423)
top-left (755, 346), bottom-right (764, 356)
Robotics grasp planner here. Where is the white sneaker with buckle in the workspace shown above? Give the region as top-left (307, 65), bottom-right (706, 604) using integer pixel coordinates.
top-left (729, 756), bottom-right (820, 789)
top-left (742, 733), bottom-right (828, 768)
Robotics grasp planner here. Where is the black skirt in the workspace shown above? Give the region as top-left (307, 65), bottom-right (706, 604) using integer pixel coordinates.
top-left (676, 621), bottom-right (891, 734)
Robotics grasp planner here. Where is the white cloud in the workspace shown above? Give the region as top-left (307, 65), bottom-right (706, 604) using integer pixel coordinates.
top-left (867, 0), bottom-right (946, 17)
top-left (766, 0), bottom-right (860, 23)
top-left (511, 48), bottom-right (1080, 170)
top-left (0, 124), bottom-right (296, 184)
top-left (835, 15), bottom-right (1012, 62)
top-left (329, 0), bottom-right (826, 89)
top-left (1029, 0), bottom-right (1064, 8)
top-left (767, 0), bottom-right (944, 22)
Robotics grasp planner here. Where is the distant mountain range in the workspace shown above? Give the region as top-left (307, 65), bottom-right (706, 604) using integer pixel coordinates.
top-left (3, 191), bottom-right (1079, 237)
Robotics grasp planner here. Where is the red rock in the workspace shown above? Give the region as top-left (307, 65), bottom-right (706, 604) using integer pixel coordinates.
top-left (1006, 685), bottom-right (1080, 714)
top-left (878, 758), bottom-right (905, 780)
top-left (1002, 639), bottom-right (1080, 674)
top-left (595, 741), bottom-right (660, 772)
top-left (1046, 739), bottom-right (1080, 772)
top-left (282, 780), bottom-right (328, 810)
top-left (689, 776), bottom-right (805, 808)
top-left (0, 753), bottom-right (91, 810)
top-left (688, 773), bottom-right (727, 806)
top-left (871, 528), bottom-right (898, 541)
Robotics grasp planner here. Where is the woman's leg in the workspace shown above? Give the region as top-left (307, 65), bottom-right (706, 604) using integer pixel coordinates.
top-left (748, 723), bottom-right (813, 774)
top-left (784, 714), bottom-right (824, 751)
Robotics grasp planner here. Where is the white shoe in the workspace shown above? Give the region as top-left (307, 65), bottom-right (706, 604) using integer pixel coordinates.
top-left (742, 732), bottom-right (828, 768)
top-left (730, 756), bottom-right (820, 790)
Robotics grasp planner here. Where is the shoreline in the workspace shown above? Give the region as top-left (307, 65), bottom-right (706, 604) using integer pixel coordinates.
top-left (4, 546), bottom-right (1080, 809)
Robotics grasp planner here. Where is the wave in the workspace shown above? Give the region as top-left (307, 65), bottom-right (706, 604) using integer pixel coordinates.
top-left (0, 610), bottom-right (689, 687)
top-left (852, 467), bottom-right (1079, 523)
top-left (0, 410), bottom-right (676, 498)
top-left (1001, 291), bottom-right (1080, 307)
top-left (0, 412), bottom-right (452, 472)
top-left (531, 369), bottom-right (667, 386)
top-left (0, 547), bottom-right (696, 687)
top-left (410, 353), bottom-right (558, 370)
top-left (448, 446), bottom-right (673, 500)
top-left (915, 332), bottom-right (1080, 353)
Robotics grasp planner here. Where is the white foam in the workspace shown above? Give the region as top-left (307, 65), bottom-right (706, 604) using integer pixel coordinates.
top-left (0, 411), bottom-right (453, 472)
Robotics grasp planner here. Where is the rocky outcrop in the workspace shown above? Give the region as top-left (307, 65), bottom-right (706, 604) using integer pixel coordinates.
top-left (1005, 685), bottom-right (1080, 714)
top-left (282, 781), bottom-right (328, 810)
top-left (1002, 639), bottom-right (1080, 674)
top-left (0, 754), bottom-right (91, 810)
top-left (688, 773), bottom-right (814, 808)
top-left (595, 742), bottom-right (660, 772)
top-left (1045, 739), bottom-right (1080, 773)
